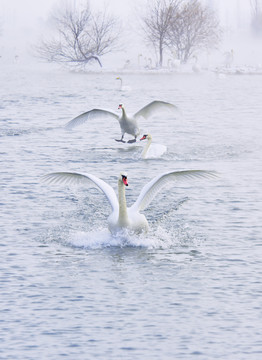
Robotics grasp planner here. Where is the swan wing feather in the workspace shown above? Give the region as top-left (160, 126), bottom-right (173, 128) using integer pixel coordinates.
top-left (65, 109), bottom-right (119, 129)
top-left (42, 172), bottom-right (118, 212)
top-left (131, 170), bottom-right (217, 212)
top-left (134, 100), bottom-right (178, 120)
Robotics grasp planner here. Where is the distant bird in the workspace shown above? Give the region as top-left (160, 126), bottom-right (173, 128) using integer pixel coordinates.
top-left (170, 50), bottom-right (181, 70)
top-left (140, 133), bottom-right (167, 159)
top-left (224, 49), bottom-right (234, 68)
top-left (42, 170), bottom-right (217, 234)
top-left (116, 76), bottom-right (132, 91)
top-left (138, 53), bottom-right (143, 67)
top-left (167, 58), bottom-right (173, 69)
top-left (192, 55), bottom-right (200, 73)
top-left (123, 60), bottom-right (130, 70)
top-left (144, 57), bottom-right (153, 70)
top-left (66, 100), bottom-right (178, 143)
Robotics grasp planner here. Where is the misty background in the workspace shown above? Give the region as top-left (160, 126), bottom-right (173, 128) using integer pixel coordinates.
top-left (0, 0), bottom-right (262, 70)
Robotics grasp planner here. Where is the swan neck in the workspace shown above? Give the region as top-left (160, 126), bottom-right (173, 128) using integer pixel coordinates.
top-left (121, 107), bottom-right (126, 117)
top-left (118, 181), bottom-right (128, 225)
top-left (117, 78), bottom-right (122, 89)
top-left (142, 137), bottom-right (152, 158)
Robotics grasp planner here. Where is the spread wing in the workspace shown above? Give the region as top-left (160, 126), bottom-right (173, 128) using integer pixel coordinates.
top-left (42, 172), bottom-right (118, 212)
top-left (65, 109), bottom-right (119, 129)
top-left (131, 170), bottom-right (218, 212)
top-left (134, 100), bottom-right (178, 120)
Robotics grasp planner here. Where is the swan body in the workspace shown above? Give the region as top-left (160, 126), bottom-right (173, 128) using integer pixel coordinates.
top-left (66, 100), bottom-right (178, 143)
top-left (42, 170), bottom-right (217, 235)
top-left (140, 133), bottom-right (167, 159)
top-left (116, 76), bottom-right (132, 91)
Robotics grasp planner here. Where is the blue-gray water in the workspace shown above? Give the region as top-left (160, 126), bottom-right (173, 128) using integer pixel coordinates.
top-left (0, 66), bottom-right (261, 359)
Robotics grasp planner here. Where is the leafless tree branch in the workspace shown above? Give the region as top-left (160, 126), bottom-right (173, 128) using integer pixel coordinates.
top-left (142, 0), bottom-right (181, 67)
top-left (168, 0), bottom-right (221, 63)
top-left (141, 0), bottom-right (221, 66)
top-left (250, 0), bottom-right (262, 35)
top-left (34, 1), bottom-right (122, 69)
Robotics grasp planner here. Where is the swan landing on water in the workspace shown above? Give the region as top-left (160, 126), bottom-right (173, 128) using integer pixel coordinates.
top-left (42, 170), bottom-right (217, 235)
top-left (65, 100), bottom-right (178, 143)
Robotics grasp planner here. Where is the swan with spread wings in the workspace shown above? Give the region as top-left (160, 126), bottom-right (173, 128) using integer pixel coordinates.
top-left (66, 100), bottom-right (178, 143)
top-left (42, 170), bottom-right (217, 234)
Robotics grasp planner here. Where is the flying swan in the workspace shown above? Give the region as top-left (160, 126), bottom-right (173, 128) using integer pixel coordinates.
top-left (42, 170), bottom-right (217, 234)
top-left (140, 133), bottom-right (167, 159)
top-left (65, 100), bottom-right (178, 143)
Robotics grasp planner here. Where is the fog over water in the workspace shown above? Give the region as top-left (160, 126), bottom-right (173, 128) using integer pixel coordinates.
top-left (1, 0), bottom-right (262, 68)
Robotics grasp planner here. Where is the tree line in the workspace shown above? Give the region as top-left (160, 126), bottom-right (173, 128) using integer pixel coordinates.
top-left (35, 0), bottom-right (221, 69)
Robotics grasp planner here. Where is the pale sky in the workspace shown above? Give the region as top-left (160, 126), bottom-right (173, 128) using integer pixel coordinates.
top-left (0, 0), bottom-right (252, 30)
top-left (0, 0), bottom-right (135, 27)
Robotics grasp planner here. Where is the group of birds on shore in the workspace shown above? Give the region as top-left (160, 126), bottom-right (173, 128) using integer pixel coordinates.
top-left (42, 92), bottom-right (217, 236)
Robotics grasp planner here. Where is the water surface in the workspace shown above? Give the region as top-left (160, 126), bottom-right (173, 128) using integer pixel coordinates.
top-left (0, 65), bottom-right (261, 359)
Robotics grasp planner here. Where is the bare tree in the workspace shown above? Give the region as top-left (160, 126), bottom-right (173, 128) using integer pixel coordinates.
top-left (35, 1), bottom-right (121, 68)
top-left (167, 0), bottom-right (221, 64)
top-left (250, 0), bottom-right (262, 35)
top-left (141, 0), bottom-right (221, 66)
top-left (141, 0), bottom-right (180, 67)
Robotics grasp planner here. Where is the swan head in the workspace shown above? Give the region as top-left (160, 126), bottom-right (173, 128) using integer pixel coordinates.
top-left (140, 134), bottom-right (152, 141)
top-left (119, 172), bottom-right (128, 186)
top-left (116, 76), bottom-right (122, 81)
top-left (118, 103), bottom-right (124, 110)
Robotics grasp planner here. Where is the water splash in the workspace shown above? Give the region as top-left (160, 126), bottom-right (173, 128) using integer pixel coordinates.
top-left (65, 222), bottom-right (198, 250)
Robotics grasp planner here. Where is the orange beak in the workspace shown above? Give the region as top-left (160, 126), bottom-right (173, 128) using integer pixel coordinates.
top-left (122, 177), bottom-right (128, 186)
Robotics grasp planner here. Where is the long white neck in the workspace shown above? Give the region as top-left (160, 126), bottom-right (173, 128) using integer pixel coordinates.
top-left (118, 78), bottom-right (123, 89)
top-left (121, 107), bottom-right (126, 117)
top-left (142, 136), bottom-right (152, 159)
top-left (118, 180), bottom-right (129, 226)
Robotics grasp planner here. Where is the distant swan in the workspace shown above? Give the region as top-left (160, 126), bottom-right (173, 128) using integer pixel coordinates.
top-left (192, 55), bottom-right (200, 73)
top-left (66, 101), bottom-right (178, 143)
top-left (140, 133), bottom-right (167, 159)
top-left (42, 170), bottom-right (217, 234)
top-left (224, 49), bottom-right (234, 68)
top-left (116, 76), bottom-right (131, 91)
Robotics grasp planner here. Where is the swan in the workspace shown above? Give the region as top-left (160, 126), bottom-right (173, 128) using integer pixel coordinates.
top-left (116, 76), bottom-right (131, 91)
top-left (140, 133), bottom-right (167, 159)
top-left (224, 49), bottom-right (234, 68)
top-left (42, 170), bottom-right (217, 235)
top-left (192, 55), bottom-right (200, 73)
top-left (66, 100), bottom-right (178, 143)
top-left (138, 53), bottom-right (143, 68)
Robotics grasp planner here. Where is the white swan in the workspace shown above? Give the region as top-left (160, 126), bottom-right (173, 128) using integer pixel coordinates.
top-left (66, 100), bottom-right (178, 143)
top-left (192, 55), bottom-right (200, 73)
top-left (224, 49), bottom-right (234, 68)
top-left (116, 76), bottom-right (131, 91)
top-left (42, 170), bottom-right (217, 235)
top-left (140, 133), bottom-right (167, 159)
